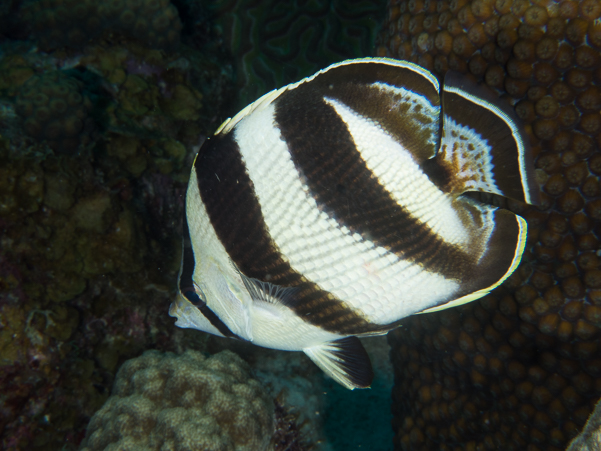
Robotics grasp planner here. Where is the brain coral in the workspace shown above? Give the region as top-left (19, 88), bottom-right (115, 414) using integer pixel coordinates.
top-left (378, 0), bottom-right (601, 450)
top-left (15, 70), bottom-right (96, 153)
top-left (211, 0), bottom-right (386, 108)
top-left (79, 350), bottom-right (275, 451)
top-left (22, 0), bottom-right (182, 51)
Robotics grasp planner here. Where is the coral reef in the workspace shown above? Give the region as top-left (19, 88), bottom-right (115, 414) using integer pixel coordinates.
top-left (0, 13), bottom-right (234, 449)
top-left (0, 137), bottom-right (185, 449)
top-left (22, 0), bottom-right (182, 51)
top-left (567, 398), bottom-right (601, 451)
top-left (0, 55), bottom-right (35, 95)
top-left (79, 350), bottom-right (275, 451)
top-left (378, 1), bottom-right (601, 450)
top-left (15, 71), bottom-right (96, 153)
top-left (205, 334), bottom-right (327, 449)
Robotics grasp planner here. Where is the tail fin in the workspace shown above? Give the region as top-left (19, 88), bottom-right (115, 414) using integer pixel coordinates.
top-left (424, 71), bottom-right (540, 206)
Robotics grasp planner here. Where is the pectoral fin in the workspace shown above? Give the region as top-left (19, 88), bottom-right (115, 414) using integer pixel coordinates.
top-left (303, 336), bottom-right (374, 390)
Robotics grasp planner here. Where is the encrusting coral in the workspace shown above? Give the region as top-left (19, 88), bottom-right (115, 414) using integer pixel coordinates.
top-left (15, 71), bottom-right (96, 153)
top-left (0, 17), bottom-right (235, 447)
top-left (378, 0), bottom-right (601, 450)
top-left (79, 350), bottom-right (275, 451)
top-left (22, 0), bottom-right (182, 51)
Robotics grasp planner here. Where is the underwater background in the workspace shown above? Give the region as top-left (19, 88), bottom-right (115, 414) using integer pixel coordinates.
top-left (0, 0), bottom-right (600, 450)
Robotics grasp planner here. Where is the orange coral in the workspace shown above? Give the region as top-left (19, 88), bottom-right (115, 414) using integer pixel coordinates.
top-left (378, 0), bottom-right (601, 449)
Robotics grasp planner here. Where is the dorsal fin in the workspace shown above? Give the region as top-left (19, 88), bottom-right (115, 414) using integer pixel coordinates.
top-left (313, 58), bottom-right (442, 164)
top-left (424, 71), bottom-right (540, 206)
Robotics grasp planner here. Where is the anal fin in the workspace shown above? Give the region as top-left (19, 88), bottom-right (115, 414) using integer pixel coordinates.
top-left (303, 336), bottom-right (374, 390)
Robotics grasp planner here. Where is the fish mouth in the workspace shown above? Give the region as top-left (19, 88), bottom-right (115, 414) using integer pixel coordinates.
top-left (168, 291), bottom-right (188, 319)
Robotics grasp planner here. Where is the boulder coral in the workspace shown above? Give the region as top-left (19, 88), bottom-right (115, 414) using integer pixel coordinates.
top-left (378, 0), bottom-right (601, 450)
top-left (79, 350), bottom-right (275, 451)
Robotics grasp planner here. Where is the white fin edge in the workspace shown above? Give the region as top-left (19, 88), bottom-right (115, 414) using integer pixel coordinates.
top-left (214, 57), bottom-right (440, 136)
top-left (216, 86), bottom-right (288, 135)
top-left (444, 84), bottom-right (533, 205)
top-left (419, 214), bottom-right (528, 314)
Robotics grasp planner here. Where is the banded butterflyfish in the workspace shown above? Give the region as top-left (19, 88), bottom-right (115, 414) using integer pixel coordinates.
top-left (169, 57), bottom-right (540, 390)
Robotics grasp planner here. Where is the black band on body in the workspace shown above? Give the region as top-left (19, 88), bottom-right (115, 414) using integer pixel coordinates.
top-left (179, 202), bottom-right (241, 340)
top-left (274, 77), bottom-right (475, 282)
top-left (194, 133), bottom-right (383, 335)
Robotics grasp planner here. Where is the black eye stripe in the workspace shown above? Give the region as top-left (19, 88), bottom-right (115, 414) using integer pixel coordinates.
top-left (178, 202), bottom-right (197, 295)
top-left (179, 197), bottom-right (241, 340)
top-left (198, 303), bottom-right (241, 339)
top-left (181, 288), bottom-right (240, 339)
top-left (182, 289), bottom-right (204, 306)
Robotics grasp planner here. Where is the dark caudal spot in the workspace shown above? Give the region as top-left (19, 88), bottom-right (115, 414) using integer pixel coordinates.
top-left (274, 83), bottom-right (475, 281)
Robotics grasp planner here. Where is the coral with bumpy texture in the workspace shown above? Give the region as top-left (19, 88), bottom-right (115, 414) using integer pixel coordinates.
top-left (378, 1), bottom-right (601, 450)
top-left (15, 71), bottom-right (96, 153)
top-left (79, 350), bottom-right (275, 451)
top-left (22, 0), bottom-right (181, 51)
